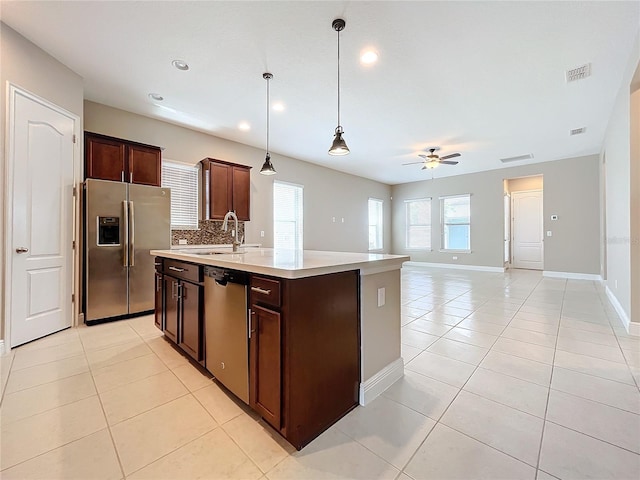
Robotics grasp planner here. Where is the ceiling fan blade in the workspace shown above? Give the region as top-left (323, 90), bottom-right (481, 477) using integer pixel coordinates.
top-left (402, 161), bottom-right (425, 166)
top-left (440, 153), bottom-right (461, 160)
top-left (439, 160), bottom-right (459, 165)
top-left (418, 154), bottom-right (428, 159)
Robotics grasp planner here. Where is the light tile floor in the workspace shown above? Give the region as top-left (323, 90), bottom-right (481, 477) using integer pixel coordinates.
top-left (1, 268), bottom-right (639, 479)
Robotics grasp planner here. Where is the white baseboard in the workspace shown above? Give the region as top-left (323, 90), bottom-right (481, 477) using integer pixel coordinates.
top-left (605, 285), bottom-right (639, 336)
top-left (403, 261), bottom-right (505, 273)
top-left (359, 357), bottom-right (404, 406)
top-left (0, 340), bottom-right (5, 356)
top-left (543, 271), bottom-right (602, 281)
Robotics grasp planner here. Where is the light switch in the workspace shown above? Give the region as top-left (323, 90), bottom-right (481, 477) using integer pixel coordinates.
top-left (178, 239), bottom-right (187, 245)
top-left (260, 230), bottom-right (265, 237)
top-left (377, 287), bottom-right (386, 307)
top-left (546, 231), bottom-right (553, 237)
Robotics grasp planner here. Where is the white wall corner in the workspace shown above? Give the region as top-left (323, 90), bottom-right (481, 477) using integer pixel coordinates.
top-left (359, 357), bottom-right (404, 406)
top-left (403, 261), bottom-right (505, 273)
top-left (605, 285), bottom-right (638, 336)
top-left (0, 340), bottom-right (5, 356)
top-left (542, 271), bottom-right (603, 281)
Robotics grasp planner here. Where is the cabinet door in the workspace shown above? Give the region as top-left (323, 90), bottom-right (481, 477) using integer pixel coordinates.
top-left (232, 166), bottom-right (251, 221)
top-left (128, 144), bottom-right (161, 186)
top-left (85, 133), bottom-right (126, 182)
top-left (179, 281), bottom-right (202, 361)
top-left (209, 162), bottom-right (232, 219)
top-left (250, 305), bottom-right (281, 429)
top-left (154, 272), bottom-right (163, 331)
top-left (164, 276), bottom-right (179, 343)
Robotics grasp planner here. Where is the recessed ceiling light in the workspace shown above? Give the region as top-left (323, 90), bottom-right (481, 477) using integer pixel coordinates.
top-left (360, 49), bottom-right (379, 65)
top-left (272, 102), bottom-right (285, 112)
top-left (148, 93), bottom-right (164, 101)
top-left (172, 59), bottom-right (189, 71)
top-left (238, 122), bottom-right (250, 131)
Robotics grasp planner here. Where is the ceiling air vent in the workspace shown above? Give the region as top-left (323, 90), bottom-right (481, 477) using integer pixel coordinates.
top-left (566, 63), bottom-right (591, 82)
top-left (570, 127), bottom-right (586, 136)
top-left (500, 154), bottom-right (533, 163)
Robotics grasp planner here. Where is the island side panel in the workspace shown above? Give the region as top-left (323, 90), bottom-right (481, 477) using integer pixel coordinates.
top-left (283, 270), bottom-right (360, 449)
top-left (359, 268), bottom-right (402, 404)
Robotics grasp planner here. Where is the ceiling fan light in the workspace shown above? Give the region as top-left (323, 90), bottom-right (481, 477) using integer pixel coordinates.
top-left (328, 127), bottom-right (350, 156)
top-left (260, 152), bottom-right (277, 175)
top-left (422, 161), bottom-right (438, 170)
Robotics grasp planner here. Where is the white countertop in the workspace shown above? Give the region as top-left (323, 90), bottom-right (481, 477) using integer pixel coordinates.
top-left (151, 248), bottom-right (409, 279)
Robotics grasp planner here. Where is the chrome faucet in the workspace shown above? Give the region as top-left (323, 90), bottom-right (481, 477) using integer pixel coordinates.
top-left (222, 210), bottom-right (241, 252)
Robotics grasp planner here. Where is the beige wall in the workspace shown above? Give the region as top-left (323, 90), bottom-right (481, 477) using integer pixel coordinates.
top-left (507, 175), bottom-right (543, 192)
top-left (601, 31), bottom-right (640, 326)
top-left (84, 101), bottom-right (392, 254)
top-left (391, 155), bottom-right (600, 274)
top-left (0, 24), bottom-right (84, 342)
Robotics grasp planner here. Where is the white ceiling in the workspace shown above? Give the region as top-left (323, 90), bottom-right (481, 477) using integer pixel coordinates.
top-left (2, 1), bottom-right (638, 184)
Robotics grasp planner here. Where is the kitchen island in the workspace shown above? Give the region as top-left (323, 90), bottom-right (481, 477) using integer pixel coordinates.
top-left (151, 247), bottom-right (408, 449)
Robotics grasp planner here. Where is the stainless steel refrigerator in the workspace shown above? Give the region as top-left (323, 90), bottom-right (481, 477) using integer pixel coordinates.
top-left (84, 178), bottom-right (170, 324)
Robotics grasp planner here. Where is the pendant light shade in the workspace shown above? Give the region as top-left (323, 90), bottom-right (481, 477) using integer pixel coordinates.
top-left (328, 18), bottom-right (350, 156)
top-left (260, 72), bottom-right (276, 175)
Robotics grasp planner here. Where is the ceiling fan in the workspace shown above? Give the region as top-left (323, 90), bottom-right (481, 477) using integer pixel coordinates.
top-left (403, 147), bottom-right (461, 169)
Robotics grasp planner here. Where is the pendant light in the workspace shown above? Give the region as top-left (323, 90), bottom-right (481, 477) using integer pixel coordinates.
top-left (260, 72), bottom-right (276, 175)
top-left (328, 18), bottom-right (350, 156)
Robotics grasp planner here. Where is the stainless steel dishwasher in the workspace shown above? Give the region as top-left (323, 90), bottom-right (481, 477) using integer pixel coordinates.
top-left (204, 267), bottom-right (250, 404)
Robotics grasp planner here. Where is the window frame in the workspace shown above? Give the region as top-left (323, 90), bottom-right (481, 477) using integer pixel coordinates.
top-left (440, 194), bottom-right (471, 253)
top-left (368, 198), bottom-right (384, 252)
top-left (161, 159), bottom-right (200, 230)
top-left (273, 180), bottom-right (304, 250)
top-left (404, 197), bottom-right (432, 251)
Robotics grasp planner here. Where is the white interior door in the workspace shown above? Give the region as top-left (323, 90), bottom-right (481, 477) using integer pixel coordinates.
top-left (512, 190), bottom-right (543, 270)
top-left (8, 86), bottom-right (76, 347)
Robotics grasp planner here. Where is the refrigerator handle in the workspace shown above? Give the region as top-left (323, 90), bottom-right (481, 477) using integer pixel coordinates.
top-left (129, 201), bottom-right (135, 267)
top-left (122, 200), bottom-right (129, 267)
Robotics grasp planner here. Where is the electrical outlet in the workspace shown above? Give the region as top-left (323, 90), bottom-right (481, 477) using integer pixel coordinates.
top-left (178, 239), bottom-right (187, 245)
top-left (341, 217), bottom-right (345, 223)
top-left (546, 231), bottom-right (552, 237)
top-left (551, 215), bottom-right (558, 221)
top-left (452, 256), bottom-right (458, 260)
top-left (377, 287), bottom-right (386, 307)
top-left (260, 230), bottom-right (265, 237)
top-left (332, 217), bottom-right (336, 223)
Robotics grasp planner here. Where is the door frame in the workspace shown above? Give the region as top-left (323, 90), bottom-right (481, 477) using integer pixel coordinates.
top-left (3, 83), bottom-right (81, 352)
top-left (511, 189), bottom-right (544, 270)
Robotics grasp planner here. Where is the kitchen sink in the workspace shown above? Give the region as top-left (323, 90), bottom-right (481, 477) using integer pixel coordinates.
top-left (185, 250), bottom-right (248, 255)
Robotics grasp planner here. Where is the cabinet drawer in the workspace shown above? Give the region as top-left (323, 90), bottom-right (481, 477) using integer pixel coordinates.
top-left (250, 276), bottom-right (281, 308)
top-left (164, 259), bottom-right (202, 283)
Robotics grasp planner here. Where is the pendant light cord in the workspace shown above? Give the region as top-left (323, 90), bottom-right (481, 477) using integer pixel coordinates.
top-left (337, 27), bottom-right (341, 128)
top-left (266, 75), bottom-right (270, 154)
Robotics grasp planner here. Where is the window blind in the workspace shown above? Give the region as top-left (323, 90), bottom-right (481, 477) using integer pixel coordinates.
top-left (161, 161), bottom-right (199, 229)
top-left (273, 181), bottom-right (303, 250)
top-left (405, 198), bottom-right (431, 249)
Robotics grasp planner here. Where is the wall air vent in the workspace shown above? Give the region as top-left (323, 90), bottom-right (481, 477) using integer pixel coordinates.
top-left (570, 127), bottom-right (586, 136)
top-left (500, 154), bottom-right (533, 163)
top-left (566, 63), bottom-right (591, 82)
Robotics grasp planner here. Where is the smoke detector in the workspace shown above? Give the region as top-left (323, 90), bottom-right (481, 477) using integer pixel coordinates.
top-left (500, 154), bottom-right (533, 163)
top-left (570, 127), bottom-right (586, 136)
top-left (566, 63), bottom-right (591, 82)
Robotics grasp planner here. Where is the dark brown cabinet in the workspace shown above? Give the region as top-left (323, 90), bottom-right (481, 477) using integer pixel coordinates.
top-left (85, 132), bottom-right (162, 186)
top-left (161, 260), bottom-right (204, 363)
top-left (200, 158), bottom-right (251, 221)
top-left (154, 272), bottom-right (163, 331)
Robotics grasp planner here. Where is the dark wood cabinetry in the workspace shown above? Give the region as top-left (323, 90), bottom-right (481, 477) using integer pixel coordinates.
top-left (200, 158), bottom-right (251, 221)
top-left (159, 260), bottom-right (204, 363)
top-left (249, 271), bottom-right (360, 450)
top-left (85, 132), bottom-right (162, 186)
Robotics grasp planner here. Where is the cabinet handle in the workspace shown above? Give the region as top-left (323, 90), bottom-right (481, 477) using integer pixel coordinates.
top-left (172, 281), bottom-right (178, 298)
top-left (156, 275), bottom-right (162, 292)
top-left (121, 171), bottom-right (124, 182)
top-left (168, 266), bottom-right (185, 272)
top-left (251, 286), bottom-right (271, 295)
top-left (130, 172), bottom-right (133, 183)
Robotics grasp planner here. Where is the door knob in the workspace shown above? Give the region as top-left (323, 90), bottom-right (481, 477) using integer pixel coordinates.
top-left (15, 247), bottom-right (29, 254)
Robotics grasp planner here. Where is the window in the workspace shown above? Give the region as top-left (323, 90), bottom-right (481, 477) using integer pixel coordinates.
top-left (368, 198), bottom-right (383, 251)
top-left (273, 181), bottom-right (303, 250)
top-left (441, 194), bottom-right (471, 251)
top-left (161, 160), bottom-right (199, 229)
top-left (405, 198), bottom-right (431, 249)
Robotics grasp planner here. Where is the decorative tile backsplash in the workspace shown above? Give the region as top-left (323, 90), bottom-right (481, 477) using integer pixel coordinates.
top-left (171, 220), bottom-right (245, 245)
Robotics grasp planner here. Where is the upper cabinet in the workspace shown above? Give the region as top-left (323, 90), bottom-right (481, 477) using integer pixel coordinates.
top-left (85, 132), bottom-right (162, 186)
top-left (200, 158), bottom-right (251, 221)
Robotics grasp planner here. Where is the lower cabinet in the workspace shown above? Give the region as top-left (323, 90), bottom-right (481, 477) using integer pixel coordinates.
top-left (249, 304), bottom-right (282, 430)
top-left (160, 260), bottom-right (204, 363)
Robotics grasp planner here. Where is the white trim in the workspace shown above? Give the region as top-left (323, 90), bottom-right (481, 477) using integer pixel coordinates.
top-left (605, 286), bottom-right (639, 336)
top-left (403, 261), bottom-right (505, 273)
top-left (359, 357), bottom-right (404, 406)
top-left (0, 340), bottom-right (5, 356)
top-left (543, 271), bottom-right (602, 281)
top-left (4, 83), bottom-right (81, 350)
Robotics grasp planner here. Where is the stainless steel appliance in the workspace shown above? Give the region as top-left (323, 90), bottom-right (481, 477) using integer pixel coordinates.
top-left (85, 178), bottom-right (170, 324)
top-left (204, 267), bottom-right (250, 404)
